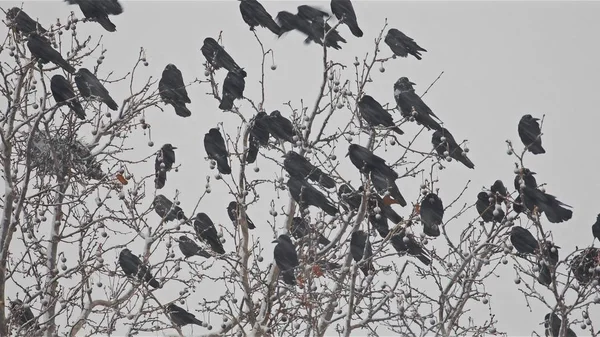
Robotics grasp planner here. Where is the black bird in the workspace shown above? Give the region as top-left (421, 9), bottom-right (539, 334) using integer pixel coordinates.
top-left (385, 28), bottom-right (427, 60)
top-left (538, 262), bottom-right (551, 286)
top-left (370, 170), bottom-right (407, 207)
top-left (250, 111), bottom-right (270, 146)
top-left (153, 195), bottom-right (187, 222)
top-left (521, 186), bottom-right (573, 223)
top-left (267, 110), bottom-right (301, 144)
top-left (592, 214), bottom-right (600, 241)
top-left (513, 194), bottom-right (525, 214)
top-left (276, 11), bottom-right (322, 45)
top-left (541, 241), bottom-right (560, 266)
top-left (284, 151), bottom-right (336, 189)
top-left (154, 144), bottom-right (176, 190)
top-left (368, 211), bottom-right (390, 238)
top-left (273, 234), bottom-right (300, 285)
top-left (176, 236), bottom-right (211, 259)
top-left (65, 0), bottom-right (123, 32)
top-left (297, 5), bottom-right (329, 22)
top-left (308, 20), bottom-right (347, 50)
top-left (239, 0), bottom-right (281, 36)
top-left (204, 128), bottom-right (231, 175)
top-left (338, 183), bottom-right (362, 212)
top-left (167, 304), bottom-right (203, 327)
top-left (27, 34), bottom-right (76, 74)
top-left (330, 0), bottom-right (363, 37)
top-left (394, 77), bottom-right (442, 131)
top-left (420, 193), bottom-right (444, 237)
top-left (290, 217), bottom-right (330, 246)
top-left (287, 177), bottom-right (338, 216)
top-left (246, 135), bottom-right (259, 164)
top-left (510, 226), bottom-right (538, 255)
top-left (50, 75), bottom-right (86, 120)
top-left (6, 7), bottom-right (47, 35)
top-left (544, 313), bottom-right (578, 337)
top-left (350, 231), bottom-right (374, 276)
top-left (518, 114), bottom-right (545, 155)
top-left (193, 213), bottom-right (225, 254)
top-left (432, 128), bottom-right (474, 169)
top-left (476, 192), bottom-right (504, 223)
top-left (347, 144), bottom-right (398, 180)
top-left (201, 37), bottom-right (247, 77)
top-left (391, 232), bottom-right (431, 266)
top-left (118, 248), bottom-right (161, 288)
top-left (75, 68), bottom-right (118, 110)
top-left (9, 299), bottom-right (38, 331)
top-left (358, 95), bottom-right (404, 134)
top-left (491, 180), bottom-right (509, 204)
top-left (219, 70), bottom-right (246, 111)
top-left (227, 201), bottom-right (256, 230)
top-left (159, 64), bottom-right (191, 117)
top-left (514, 168), bottom-right (538, 191)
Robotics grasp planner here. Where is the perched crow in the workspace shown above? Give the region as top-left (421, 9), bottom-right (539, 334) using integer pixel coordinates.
top-left (239, 0), bottom-right (281, 36)
top-left (290, 217), bottom-right (330, 246)
top-left (9, 299), bottom-right (38, 331)
top-left (513, 194), bottom-right (525, 214)
top-left (284, 151), bottom-right (336, 189)
top-left (250, 111), bottom-right (270, 146)
top-left (167, 304), bottom-right (203, 326)
top-left (491, 180), bottom-right (509, 204)
top-left (514, 168), bottom-right (537, 191)
top-left (510, 226), bottom-right (538, 255)
top-left (592, 214), bottom-right (600, 241)
top-left (193, 213), bottom-right (225, 254)
top-left (246, 135), bottom-right (259, 164)
top-left (287, 177), bottom-right (338, 216)
top-left (521, 186), bottom-right (572, 223)
top-left (227, 201), bottom-right (256, 230)
top-left (538, 262), bottom-right (551, 286)
top-left (201, 38), bottom-right (247, 77)
top-left (159, 64), bottom-right (191, 117)
top-left (118, 248), bottom-right (161, 288)
top-left (65, 0), bottom-right (123, 32)
top-left (370, 170), bottom-right (407, 207)
top-left (420, 193), bottom-right (444, 237)
top-left (476, 192), bottom-right (504, 223)
top-left (368, 206), bottom-right (390, 238)
top-left (358, 95), bottom-right (404, 134)
top-left (6, 7), bottom-right (47, 35)
top-left (27, 34), bottom-right (75, 73)
top-left (391, 232), bottom-right (431, 266)
top-left (308, 20), bottom-right (347, 50)
top-left (273, 234), bottom-right (300, 285)
top-left (394, 77), bottom-right (442, 131)
top-left (385, 28), bottom-right (427, 60)
top-left (176, 236), bottom-right (211, 259)
top-left (541, 241), bottom-right (560, 266)
top-left (518, 114), bottom-right (545, 155)
top-left (51, 75), bottom-right (86, 120)
top-left (204, 128), bottom-right (231, 175)
top-left (297, 5), bottom-right (329, 22)
top-left (276, 11), bottom-right (322, 45)
top-left (155, 144), bottom-right (176, 190)
top-left (267, 110), bottom-right (301, 144)
top-left (330, 0), bottom-right (363, 37)
top-left (350, 231), bottom-right (374, 276)
top-left (75, 68), bottom-right (118, 110)
top-left (153, 195), bottom-right (187, 222)
top-left (338, 183), bottom-right (362, 212)
top-left (219, 70), bottom-right (246, 111)
top-left (432, 128), bottom-right (474, 169)
top-left (544, 313), bottom-right (578, 337)
top-left (347, 144), bottom-right (398, 180)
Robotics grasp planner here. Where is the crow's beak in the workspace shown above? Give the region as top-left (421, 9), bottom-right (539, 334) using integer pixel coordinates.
top-left (409, 81), bottom-right (416, 86)
top-left (530, 171), bottom-right (537, 175)
top-left (345, 152), bottom-right (349, 157)
top-left (272, 239), bottom-right (279, 243)
top-left (174, 238), bottom-right (180, 242)
top-left (172, 147), bottom-right (178, 150)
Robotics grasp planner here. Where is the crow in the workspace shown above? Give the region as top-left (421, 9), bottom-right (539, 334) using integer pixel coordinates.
top-left (420, 193), bottom-right (444, 237)
top-left (159, 64), bottom-right (191, 117)
top-left (308, 20), bottom-right (347, 50)
top-left (297, 5), bottom-right (329, 22)
top-left (394, 77), bottom-right (442, 131)
top-left (239, 0), bottom-right (281, 36)
top-left (476, 192), bottom-right (504, 223)
top-left (518, 114), bottom-right (545, 155)
top-left (491, 180), bottom-right (509, 204)
top-left (227, 201), bottom-right (256, 230)
top-left (521, 186), bottom-right (572, 223)
top-left (6, 7), bottom-right (47, 36)
top-left (118, 248), bottom-right (161, 288)
top-left (193, 213), bottom-right (225, 254)
top-left (65, 0), bottom-right (123, 32)
top-left (544, 313), bottom-right (578, 337)
top-left (273, 234), bottom-right (300, 285)
top-left (155, 144), bottom-right (176, 190)
top-left (510, 226), bottom-right (538, 255)
top-left (153, 195), bottom-right (187, 222)
top-left (513, 194), bottom-right (525, 214)
top-left (538, 262), bottom-right (551, 286)
top-left (204, 128), bottom-right (231, 175)
top-left (385, 28), bottom-right (427, 60)
top-left (167, 304), bottom-right (203, 326)
top-left (75, 68), bottom-right (118, 110)
top-left (432, 128), bottom-right (474, 169)
top-left (201, 38), bottom-right (247, 77)
top-left (50, 75), bottom-right (86, 120)
top-left (219, 70), bottom-right (246, 111)
top-left (246, 135), bottom-right (259, 164)
top-left (592, 214), bottom-right (600, 241)
top-left (290, 217), bottom-right (331, 246)
top-left (368, 211), bottom-right (390, 238)
top-left (9, 299), bottom-right (38, 331)
top-left (287, 177), bottom-right (338, 216)
top-left (267, 110), bottom-right (301, 144)
top-left (176, 236), bottom-right (211, 259)
top-left (541, 241), bottom-right (560, 266)
top-left (370, 169), bottom-right (407, 207)
top-left (391, 232), bottom-right (431, 266)
top-left (370, 191), bottom-right (404, 225)
top-left (347, 144), bottom-right (398, 180)
top-left (330, 0), bottom-right (363, 37)
top-left (276, 11), bottom-right (322, 45)
top-left (358, 95), bottom-right (404, 134)
top-left (350, 231), bottom-right (374, 276)
top-left (27, 34), bottom-right (76, 74)
top-left (283, 151), bottom-right (336, 189)
top-left (250, 111), bottom-right (270, 146)
top-left (338, 183), bottom-right (362, 212)
top-left (514, 168), bottom-right (537, 191)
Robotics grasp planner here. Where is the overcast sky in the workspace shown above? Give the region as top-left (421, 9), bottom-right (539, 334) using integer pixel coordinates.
top-left (4, 0), bottom-right (600, 336)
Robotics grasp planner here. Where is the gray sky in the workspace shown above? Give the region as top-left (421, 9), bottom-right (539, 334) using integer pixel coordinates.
top-left (4, 0), bottom-right (600, 336)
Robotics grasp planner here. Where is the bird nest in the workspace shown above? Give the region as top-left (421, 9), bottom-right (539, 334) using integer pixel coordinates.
top-left (570, 248), bottom-right (600, 284)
